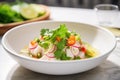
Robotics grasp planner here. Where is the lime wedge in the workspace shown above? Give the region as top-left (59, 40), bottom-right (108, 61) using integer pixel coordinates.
top-left (20, 4), bottom-right (46, 19)
top-left (20, 4), bottom-right (41, 19)
top-left (30, 4), bottom-right (46, 15)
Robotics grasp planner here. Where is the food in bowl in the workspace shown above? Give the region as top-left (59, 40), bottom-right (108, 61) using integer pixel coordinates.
top-left (20, 24), bottom-right (98, 60)
top-left (2, 21), bottom-right (116, 75)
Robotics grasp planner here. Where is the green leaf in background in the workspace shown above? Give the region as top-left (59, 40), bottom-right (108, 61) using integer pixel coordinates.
top-left (0, 3), bottom-right (24, 23)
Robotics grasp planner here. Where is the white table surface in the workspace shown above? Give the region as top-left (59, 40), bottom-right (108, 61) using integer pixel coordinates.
top-left (0, 6), bottom-right (120, 80)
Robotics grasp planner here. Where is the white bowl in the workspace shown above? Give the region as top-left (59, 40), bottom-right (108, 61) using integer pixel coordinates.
top-left (2, 21), bottom-right (116, 75)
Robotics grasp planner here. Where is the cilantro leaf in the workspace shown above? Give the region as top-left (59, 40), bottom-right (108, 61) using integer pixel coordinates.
top-left (54, 39), bottom-right (68, 60)
top-left (40, 29), bottom-right (49, 36)
top-left (54, 50), bottom-right (71, 60)
top-left (50, 24), bottom-right (68, 42)
top-left (57, 24), bottom-right (68, 38)
top-left (39, 41), bottom-right (50, 49)
top-left (54, 50), bottom-right (63, 59)
top-left (56, 39), bottom-right (66, 50)
top-left (61, 52), bottom-right (71, 60)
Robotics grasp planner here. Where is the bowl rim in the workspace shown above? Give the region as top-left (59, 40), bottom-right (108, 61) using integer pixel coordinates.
top-left (2, 21), bottom-right (117, 63)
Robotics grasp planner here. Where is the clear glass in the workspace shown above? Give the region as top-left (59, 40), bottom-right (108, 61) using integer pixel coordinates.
top-left (95, 4), bottom-right (120, 43)
top-left (94, 4), bottom-right (119, 27)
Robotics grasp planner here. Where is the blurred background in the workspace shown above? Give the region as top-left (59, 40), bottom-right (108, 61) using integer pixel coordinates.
top-left (0, 0), bottom-right (120, 9)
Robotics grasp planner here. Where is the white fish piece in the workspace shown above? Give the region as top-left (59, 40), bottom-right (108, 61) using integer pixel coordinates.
top-left (79, 51), bottom-right (85, 59)
top-left (31, 46), bottom-right (43, 56)
top-left (66, 48), bottom-right (74, 59)
top-left (70, 46), bottom-right (80, 56)
top-left (72, 41), bottom-right (81, 48)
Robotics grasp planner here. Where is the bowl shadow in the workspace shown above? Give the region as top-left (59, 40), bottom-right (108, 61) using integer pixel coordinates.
top-left (6, 60), bottom-right (120, 80)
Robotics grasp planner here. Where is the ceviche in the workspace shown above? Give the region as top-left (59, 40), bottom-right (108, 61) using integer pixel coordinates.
top-left (20, 24), bottom-right (98, 60)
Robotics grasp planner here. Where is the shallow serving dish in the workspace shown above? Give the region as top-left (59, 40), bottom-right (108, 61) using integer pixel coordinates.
top-left (2, 21), bottom-right (116, 75)
top-left (0, 4), bottom-right (50, 35)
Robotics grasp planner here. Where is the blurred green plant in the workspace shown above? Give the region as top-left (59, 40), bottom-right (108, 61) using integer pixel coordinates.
top-left (0, 2), bottom-right (24, 23)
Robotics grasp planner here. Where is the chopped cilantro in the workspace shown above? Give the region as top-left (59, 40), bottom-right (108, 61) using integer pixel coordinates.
top-left (54, 50), bottom-right (63, 59)
top-left (56, 39), bottom-right (66, 50)
top-left (61, 52), bottom-right (71, 60)
top-left (74, 56), bottom-right (81, 60)
top-left (54, 49), bottom-right (71, 60)
top-left (40, 29), bottom-right (49, 36)
top-left (34, 37), bottom-right (40, 43)
top-left (54, 39), bottom-right (71, 60)
top-left (39, 41), bottom-right (50, 49)
top-left (50, 24), bottom-right (68, 42)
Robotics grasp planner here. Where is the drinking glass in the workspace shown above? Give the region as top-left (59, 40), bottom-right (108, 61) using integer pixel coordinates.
top-left (94, 4), bottom-right (119, 27)
top-left (95, 4), bottom-right (120, 43)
